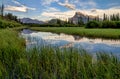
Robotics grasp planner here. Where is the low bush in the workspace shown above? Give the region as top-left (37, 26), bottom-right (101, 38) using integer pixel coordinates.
top-left (0, 19), bottom-right (22, 28)
top-left (86, 21), bottom-right (101, 28)
top-left (102, 21), bottom-right (116, 28)
top-left (115, 21), bottom-right (120, 28)
top-left (86, 20), bottom-right (120, 28)
top-left (25, 23), bottom-right (80, 27)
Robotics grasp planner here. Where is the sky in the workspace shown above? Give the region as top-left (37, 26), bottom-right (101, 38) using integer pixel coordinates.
top-left (1, 0), bottom-right (120, 21)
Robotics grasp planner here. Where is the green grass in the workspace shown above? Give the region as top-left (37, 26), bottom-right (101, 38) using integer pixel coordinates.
top-left (0, 18), bottom-right (22, 28)
top-left (29, 27), bottom-right (120, 39)
top-left (0, 29), bottom-right (120, 78)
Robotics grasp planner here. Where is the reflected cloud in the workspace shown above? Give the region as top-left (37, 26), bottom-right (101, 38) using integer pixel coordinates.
top-left (21, 29), bottom-right (120, 54)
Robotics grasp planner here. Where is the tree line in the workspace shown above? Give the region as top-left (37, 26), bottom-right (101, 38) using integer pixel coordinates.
top-left (0, 4), bottom-right (20, 22)
top-left (103, 13), bottom-right (120, 21)
top-left (0, 3), bottom-right (120, 28)
top-left (0, 4), bottom-right (4, 17)
top-left (86, 13), bottom-right (120, 28)
top-left (0, 4), bottom-right (22, 28)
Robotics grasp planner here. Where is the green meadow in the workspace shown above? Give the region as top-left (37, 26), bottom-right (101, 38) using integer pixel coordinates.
top-left (29, 27), bottom-right (120, 39)
top-left (0, 29), bottom-right (120, 79)
top-left (0, 1), bottom-right (120, 78)
top-left (0, 16), bottom-right (120, 78)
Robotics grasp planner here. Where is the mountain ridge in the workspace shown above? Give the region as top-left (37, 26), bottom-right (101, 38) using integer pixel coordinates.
top-left (20, 18), bottom-right (45, 24)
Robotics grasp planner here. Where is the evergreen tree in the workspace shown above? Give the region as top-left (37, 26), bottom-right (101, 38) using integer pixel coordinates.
top-left (116, 13), bottom-right (119, 21)
top-left (1, 4), bottom-right (4, 17)
top-left (0, 6), bottom-right (2, 15)
top-left (103, 13), bottom-right (107, 21)
top-left (110, 15), bottom-right (113, 21)
top-left (113, 14), bottom-right (116, 21)
top-left (97, 16), bottom-right (100, 21)
top-left (87, 16), bottom-right (90, 22)
top-left (4, 13), bottom-right (19, 22)
top-left (0, 3), bottom-right (4, 17)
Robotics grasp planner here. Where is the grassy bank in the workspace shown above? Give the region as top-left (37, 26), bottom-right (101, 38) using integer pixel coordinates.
top-left (0, 19), bottom-right (22, 28)
top-left (29, 27), bottom-right (120, 39)
top-left (0, 29), bottom-right (120, 78)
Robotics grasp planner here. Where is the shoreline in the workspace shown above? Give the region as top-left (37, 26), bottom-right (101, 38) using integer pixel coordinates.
top-left (28, 27), bottom-right (120, 40)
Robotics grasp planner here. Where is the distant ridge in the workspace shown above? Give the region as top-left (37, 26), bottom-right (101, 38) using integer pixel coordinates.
top-left (20, 18), bottom-right (45, 24)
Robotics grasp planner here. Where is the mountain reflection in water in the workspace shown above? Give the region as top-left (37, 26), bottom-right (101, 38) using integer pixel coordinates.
top-left (21, 29), bottom-right (120, 56)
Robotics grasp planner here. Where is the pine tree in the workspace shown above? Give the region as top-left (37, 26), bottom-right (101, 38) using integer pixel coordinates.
top-left (1, 4), bottom-right (4, 17)
top-left (0, 5), bottom-right (1, 16)
top-left (113, 14), bottom-right (115, 21)
top-left (116, 13), bottom-right (119, 21)
top-left (103, 13), bottom-right (107, 21)
top-left (110, 15), bottom-right (112, 21)
top-left (87, 16), bottom-right (90, 22)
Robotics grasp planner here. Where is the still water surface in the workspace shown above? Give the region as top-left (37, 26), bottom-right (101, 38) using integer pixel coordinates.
top-left (21, 29), bottom-right (120, 56)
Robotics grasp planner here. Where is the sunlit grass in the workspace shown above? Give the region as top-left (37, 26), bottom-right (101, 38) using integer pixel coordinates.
top-left (0, 19), bottom-right (22, 28)
top-left (0, 29), bottom-right (120, 79)
top-left (29, 27), bottom-right (120, 39)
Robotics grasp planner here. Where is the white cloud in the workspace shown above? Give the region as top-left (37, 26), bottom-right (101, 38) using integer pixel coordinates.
top-left (43, 7), bottom-right (60, 12)
top-left (5, 5), bottom-right (36, 12)
top-left (77, 8), bottom-right (120, 19)
top-left (27, 7), bottom-right (36, 11)
top-left (40, 10), bottom-right (76, 21)
top-left (12, 0), bottom-right (119, 21)
top-left (41, 0), bottom-right (59, 5)
top-left (57, 0), bottom-right (96, 10)
top-left (78, 0), bottom-right (97, 9)
top-left (5, 0), bottom-right (36, 12)
top-left (58, 2), bottom-right (75, 10)
top-left (110, 6), bottom-right (120, 9)
top-left (5, 5), bottom-right (27, 12)
top-left (58, 0), bottom-right (76, 10)
top-left (12, 0), bottom-right (23, 6)
top-left (107, 3), bottom-right (119, 7)
top-left (69, 0), bottom-right (97, 9)
top-left (41, 0), bottom-right (75, 10)
top-left (37, 6), bottom-right (120, 21)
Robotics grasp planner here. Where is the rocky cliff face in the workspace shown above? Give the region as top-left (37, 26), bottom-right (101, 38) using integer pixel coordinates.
top-left (69, 12), bottom-right (98, 24)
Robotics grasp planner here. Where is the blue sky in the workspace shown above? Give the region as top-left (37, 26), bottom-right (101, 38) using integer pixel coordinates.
top-left (2, 0), bottom-right (120, 21)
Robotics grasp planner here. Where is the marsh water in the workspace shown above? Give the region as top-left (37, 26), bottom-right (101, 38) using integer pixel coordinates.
top-left (21, 29), bottom-right (120, 56)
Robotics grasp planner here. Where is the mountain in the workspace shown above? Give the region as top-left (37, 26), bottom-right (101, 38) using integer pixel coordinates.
top-left (20, 18), bottom-right (45, 24)
top-left (69, 12), bottom-right (98, 24)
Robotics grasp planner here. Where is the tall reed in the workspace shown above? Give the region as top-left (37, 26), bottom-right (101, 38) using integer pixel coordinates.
top-left (0, 29), bottom-right (120, 79)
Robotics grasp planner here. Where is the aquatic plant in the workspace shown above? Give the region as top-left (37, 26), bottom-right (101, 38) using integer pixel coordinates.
top-left (0, 29), bottom-right (120, 79)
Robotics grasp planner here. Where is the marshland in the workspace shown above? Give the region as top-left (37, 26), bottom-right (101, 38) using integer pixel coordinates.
top-left (0, 28), bottom-right (120, 79)
top-left (0, 0), bottom-right (120, 78)
top-left (0, 18), bottom-right (120, 78)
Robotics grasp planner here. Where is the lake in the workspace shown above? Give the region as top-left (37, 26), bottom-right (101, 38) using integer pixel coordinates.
top-left (21, 29), bottom-right (120, 56)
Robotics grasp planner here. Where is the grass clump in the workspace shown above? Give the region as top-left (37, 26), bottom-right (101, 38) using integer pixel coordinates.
top-left (0, 18), bottom-right (22, 28)
top-left (0, 29), bottom-right (120, 79)
top-left (29, 27), bottom-right (120, 39)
